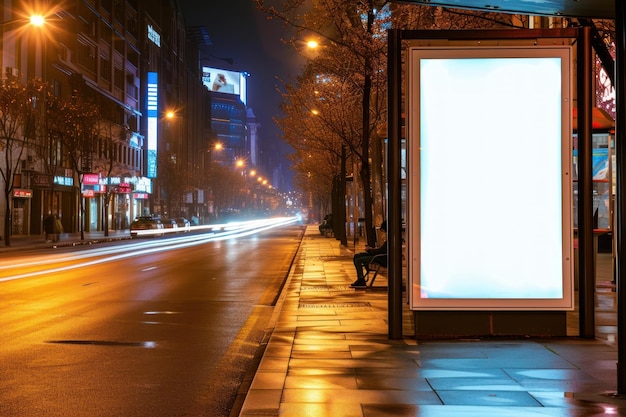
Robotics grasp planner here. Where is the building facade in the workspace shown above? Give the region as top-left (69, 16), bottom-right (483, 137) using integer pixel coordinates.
top-left (0, 0), bottom-right (218, 238)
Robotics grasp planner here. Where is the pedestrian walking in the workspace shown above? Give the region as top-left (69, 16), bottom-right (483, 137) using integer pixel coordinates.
top-left (43, 213), bottom-right (55, 242)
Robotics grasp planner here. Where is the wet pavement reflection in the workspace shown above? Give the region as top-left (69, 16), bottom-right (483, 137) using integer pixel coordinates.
top-left (239, 227), bottom-right (623, 417)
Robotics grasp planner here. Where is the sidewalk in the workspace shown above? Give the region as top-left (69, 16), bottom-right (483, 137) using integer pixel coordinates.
top-left (0, 230), bottom-right (132, 253)
top-left (238, 226), bottom-right (623, 417)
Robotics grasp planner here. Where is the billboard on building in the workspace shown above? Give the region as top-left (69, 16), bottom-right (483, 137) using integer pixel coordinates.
top-left (147, 72), bottom-right (158, 178)
top-left (202, 67), bottom-right (247, 105)
top-left (407, 44), bottom-right (573, 310)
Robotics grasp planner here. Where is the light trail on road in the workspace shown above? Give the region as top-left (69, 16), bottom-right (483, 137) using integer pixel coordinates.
top-left (0, 217), bottom-right (299, 282)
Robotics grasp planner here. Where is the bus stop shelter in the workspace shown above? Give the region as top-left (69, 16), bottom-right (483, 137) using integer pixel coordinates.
top-left (386, 0), bottom-right (626, 393)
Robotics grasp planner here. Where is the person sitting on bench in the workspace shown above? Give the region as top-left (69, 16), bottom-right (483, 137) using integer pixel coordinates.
top-left (351, 221), bottom-right (387, 288)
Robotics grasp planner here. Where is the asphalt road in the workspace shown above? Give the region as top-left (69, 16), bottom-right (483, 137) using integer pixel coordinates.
top-left (0, 225), bottom-right (304, 417)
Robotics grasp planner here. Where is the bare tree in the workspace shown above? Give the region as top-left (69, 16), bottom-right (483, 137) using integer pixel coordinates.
top-left (258, 0), bottom-right (409, 245)
top-left (0, 76), bottom-right (47, 245)
top-left (47, 93), bottom-right (101, 240)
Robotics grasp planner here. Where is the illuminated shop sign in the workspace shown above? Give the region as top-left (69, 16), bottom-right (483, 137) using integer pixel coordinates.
top-left (147, 24), bottom-right (161, 47)
top-left (54, 176), bottom-right (73, 186)
top-left (82, 173), bottom-right (99, 185)
top-left (147, 72), bottom-right (158, 178)
top-left (13, 189), bottom-right (32, 198)
top-left (407, 45), bottom-right (573, 311)
top-left (201, 67), bottom-right (247, 105)
top-left (130, 132), bottom-right (141, 147)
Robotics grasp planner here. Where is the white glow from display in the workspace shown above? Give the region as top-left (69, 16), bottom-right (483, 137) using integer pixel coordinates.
top-left (408, 46), bottom-right (573, 310)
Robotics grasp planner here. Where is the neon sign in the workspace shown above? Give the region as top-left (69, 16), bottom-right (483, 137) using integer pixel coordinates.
top-left (147, 72), bottom-right (158, 178)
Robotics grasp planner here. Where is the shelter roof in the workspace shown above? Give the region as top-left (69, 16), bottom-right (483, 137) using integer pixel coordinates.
top-left (403, 1), bottom-right (613, 19)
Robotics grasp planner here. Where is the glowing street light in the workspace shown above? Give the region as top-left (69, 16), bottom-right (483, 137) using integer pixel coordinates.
top-left (29, 15), bottom-right (45, 27)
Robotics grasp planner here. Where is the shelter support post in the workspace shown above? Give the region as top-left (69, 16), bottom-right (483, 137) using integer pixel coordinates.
top-left (387, 29), bottom-right (403, 339)
top-left (577, 25), bottom-right (595, 338)
top-left (615, 0), bottom-right (626, 395)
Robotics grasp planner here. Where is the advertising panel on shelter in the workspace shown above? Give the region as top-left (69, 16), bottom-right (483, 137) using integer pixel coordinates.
top-left (407, 45), bottom-right (573, 310)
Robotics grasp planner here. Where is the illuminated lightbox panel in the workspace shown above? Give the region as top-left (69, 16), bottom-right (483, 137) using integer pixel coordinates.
top-left (407, 46), bottom-right (573, 310)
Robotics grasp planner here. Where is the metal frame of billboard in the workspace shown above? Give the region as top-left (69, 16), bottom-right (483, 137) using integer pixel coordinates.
top-left (407, 43), bottom-right (573, 310)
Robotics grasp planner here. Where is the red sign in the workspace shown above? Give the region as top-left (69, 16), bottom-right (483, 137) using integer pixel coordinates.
top-left (119, 183), bottom-right (131, 193)
top-left (13, 189), bottom-right (32, 198)
top-left (82, 190), bottom-right (95, 198)
top-left (133, 192), bottom-right (148, 199)
top-left (82, 173), bottom-right (99, 185)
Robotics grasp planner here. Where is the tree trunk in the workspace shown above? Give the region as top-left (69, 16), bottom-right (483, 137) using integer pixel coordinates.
top-left (360, 4), bottom-right (376, 248)
top-left (361, 58), bottom-right (375, 247)
top-left (79, 193), bottom-right (85, 240)
top-left (339, 145), bottom-right (347, 246)
top-left (103, 192), bottom-right (110, 237)
top-left (4, 191), bottom-right (10, 246)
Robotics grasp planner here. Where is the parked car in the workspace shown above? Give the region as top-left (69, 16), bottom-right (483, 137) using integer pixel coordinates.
top-left (163, 219), bottom-right (179, 231)
top-left (130, 216), bottom-right (164, 237)
top-left (175, 217), bottom-right (191, 232)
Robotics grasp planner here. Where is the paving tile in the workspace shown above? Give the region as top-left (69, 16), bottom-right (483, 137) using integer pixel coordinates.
top-left (249, 371), bottom-right (287, 390)
top-left (288, 367), bottom-right (356, 376)
top-left (289, 358), bottom-right (417, 369)
top-left (436, 389), bottom-right (542, 406)
top-left (282, 388), bottom-right (441, 404)
top-left (362, 404), bottom-right (576, 417)
top-left (356, 376), bottom-right (432, 391)
top-left (292, 343), bottom-right (350, 351)
top-left (291, 350), bottom-right (354, 359)
top-left (262, 345), bottom-right (292, 358)
top-left (257, 356), bottom-right (289, 372)
top-left (284, 374), bottom-right (359, 389)
top-left (238, 389), bottom-right (282, 415)
top-left (279, 402), bottom-right (364, 417)
top-left (427, 377), bottom-right (524, 391)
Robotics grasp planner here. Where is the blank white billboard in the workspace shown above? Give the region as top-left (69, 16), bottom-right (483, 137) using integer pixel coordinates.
top-left (407, 45), bottom-right (573, 310)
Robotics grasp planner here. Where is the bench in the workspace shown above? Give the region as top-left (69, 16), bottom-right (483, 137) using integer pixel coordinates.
top-left (364, 254), bottom-right (387, 288)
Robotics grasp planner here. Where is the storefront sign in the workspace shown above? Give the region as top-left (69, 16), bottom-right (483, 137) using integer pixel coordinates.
top-left (31, 174), bottom-right (52, 188)
top-left (82, 189), bottom-right (95, 198)
top-left (133, 192), bottom-right (149, 199)
top-left (13, 189), bottom-right (32, 198)
top-left (54, 176), bottom-right (74, 186)
top-left (82, 173), bottom-right (99, 185)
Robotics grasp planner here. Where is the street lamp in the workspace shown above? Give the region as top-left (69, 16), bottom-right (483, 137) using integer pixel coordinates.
top-left (30, 15), bottom-right (45, 27)
top-left (0, 13), bottom-right (51, 78)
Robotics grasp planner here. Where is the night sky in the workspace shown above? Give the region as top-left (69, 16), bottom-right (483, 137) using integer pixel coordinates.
top-left (179, 0), bottom-right (304, 191)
